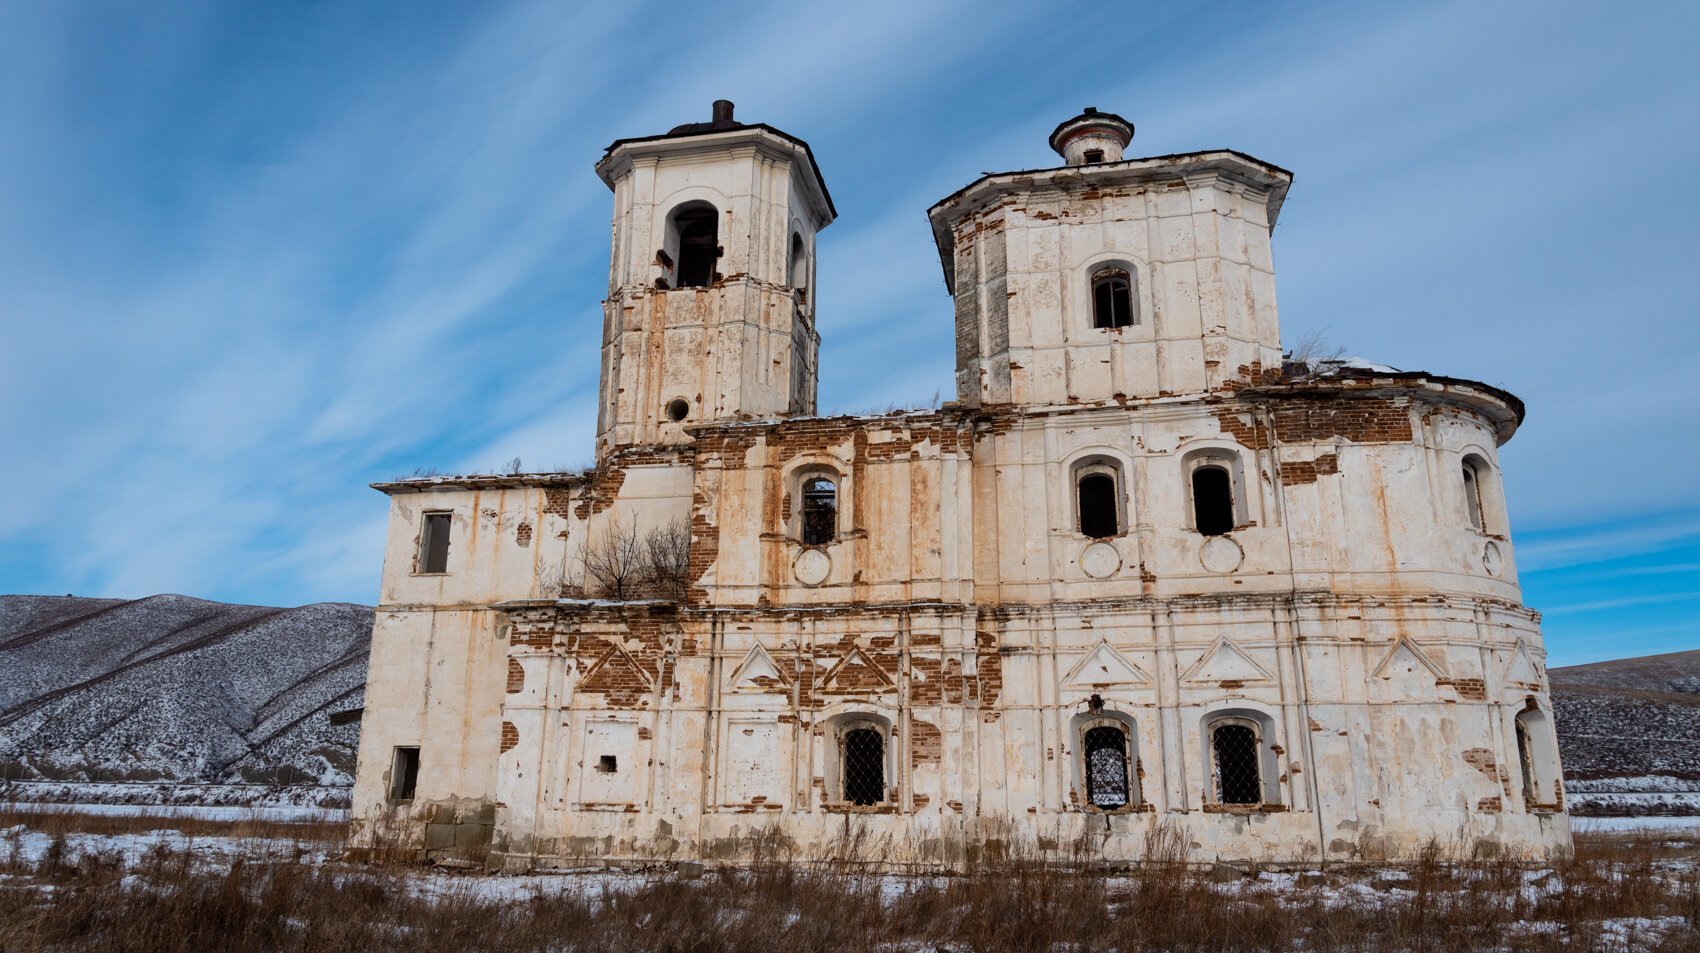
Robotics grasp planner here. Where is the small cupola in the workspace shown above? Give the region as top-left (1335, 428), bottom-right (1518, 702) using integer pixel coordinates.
top-left (1048, 107), bottom-right (1134, 166)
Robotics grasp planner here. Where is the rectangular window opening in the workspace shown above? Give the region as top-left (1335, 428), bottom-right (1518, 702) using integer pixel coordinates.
top-left (390, 747), bottom-right (420, 801)
top-left (597, 755), bottom-right (618, 773)
top-left (419, 512), bottom-right (452, 573)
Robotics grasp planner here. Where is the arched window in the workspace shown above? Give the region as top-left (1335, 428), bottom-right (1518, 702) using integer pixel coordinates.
top-left (842, 727), bottom-right (885, 805)
top-left (801, 476), bottom-right (837, 545)
top-left (1462, 455), bottom-right (1486, 532)
top-left (1210, 721), bottom-right (1262, 805)
top-left (1083, 725), bottom-right (1131, 808)
top-left (1192, 466), bottom-right (1235, 536)
top-left (1513, 704), bottom-right (1558, 809)
top-left (1514, 717), bottom-right (1536, 807)
top-left (673, 205), bottom-right (719, 288)
top-left (1077, 473), bottom-right (1118, 538)
top-left (789, 232), bottom-right (808, 291)
top-left (1091, 267), bottom-right (1134, 329)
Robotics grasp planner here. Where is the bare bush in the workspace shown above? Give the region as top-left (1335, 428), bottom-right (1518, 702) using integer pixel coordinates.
top-left (547, 517), bottom-right (692, 602)
top-left (1282, 327), bottom-right (1348, 380)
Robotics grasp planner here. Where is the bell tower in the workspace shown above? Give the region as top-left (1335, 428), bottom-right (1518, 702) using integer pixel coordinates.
top-left (592, 101), bottom-right (836, 458)
top-left (928, 107), bottom-right (1291, 406)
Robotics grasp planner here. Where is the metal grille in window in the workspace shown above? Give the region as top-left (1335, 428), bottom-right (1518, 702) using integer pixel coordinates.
top-left (1212, 723), bottom-right (1262, 805)
top-left (801, 478), bottom-right (837, 545)
top-left (1092, 269), bottom-right (1133, 328)
top-left (842, 727), bottom-right (885, 805)
top-left (1084, 726), bottom-right (1130, 808)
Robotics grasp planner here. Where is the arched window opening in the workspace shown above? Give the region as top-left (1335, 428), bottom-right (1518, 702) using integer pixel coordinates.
top-left (1192, 466), bottom-right (1235, 536)
top-left (789, 232), bottom-right (808, 291)
top-left (842, 728), bottom-right (885, 805)
top-left (1083, 725), bottom-right (1130, 808)
top-left (674, 206), bottom-right (719, 288)
top-left (1211, 722), bottom-right (1262, 805)
top-left (1462, 457), bottom-right (1486, 531)
top-left (1092, 268), bottom-right (1134, 329)
top-left (1515, 718), bottom-right (1537, 807)
top-left (801, 477), bottom-right (837, 545)
top-left (1077, 472), bottom-right (1119, 538)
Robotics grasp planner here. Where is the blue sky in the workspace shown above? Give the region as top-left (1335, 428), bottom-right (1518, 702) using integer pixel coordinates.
top-left (1, 0), bottom-right (1695, 666)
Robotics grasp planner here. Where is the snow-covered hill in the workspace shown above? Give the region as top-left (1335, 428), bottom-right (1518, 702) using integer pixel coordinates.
top-left (1550, 648), bottom-right (1700, 816)
top-left (0, 594), bottom-right (371, 788)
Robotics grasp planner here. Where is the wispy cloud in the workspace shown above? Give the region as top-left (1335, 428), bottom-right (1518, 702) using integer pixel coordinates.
top-left (1, 0), bottom-right (1696, 668)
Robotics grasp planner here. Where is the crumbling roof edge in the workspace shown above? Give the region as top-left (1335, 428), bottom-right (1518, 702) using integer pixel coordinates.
top-left (1247, 370), bottom-right (1527, 439)
top-left (371, 472), bottom-right (589, 495)
top-left (926, 149), bottom-right (1293, 293)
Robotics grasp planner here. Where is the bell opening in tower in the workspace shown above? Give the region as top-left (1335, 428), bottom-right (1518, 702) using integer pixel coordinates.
top-left (674, 206), bottom-right (719, 288)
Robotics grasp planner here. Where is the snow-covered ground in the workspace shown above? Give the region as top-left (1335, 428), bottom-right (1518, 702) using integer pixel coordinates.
top-left (1572, 815), bottom-right (1700, 832)
top-left (1, 780), bottom-right (350, 809)
top-left (3, 801), bottom-right (347, 823)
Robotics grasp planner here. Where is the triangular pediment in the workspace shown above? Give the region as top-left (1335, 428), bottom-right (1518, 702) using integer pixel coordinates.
top-left (1373, 638), bottom-right (1448, 680)
top-left (1505, 641), bottom-right (1543, 686)
top-left (1063, 640), bottom-right (1150, 688)
top-left (1182, 638), bottom-right (1274, 684)
top-left (817, 647), bottom-right (893, 691)
top-left (728, 643), bottom-right (789, 692)
top-left (578, 643), bottom-right (654, 693)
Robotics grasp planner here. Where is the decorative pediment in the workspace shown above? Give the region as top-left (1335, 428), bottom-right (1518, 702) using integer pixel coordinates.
top-left (1063, 640), bottom-right (1150, 688)
top-left (1373, 638), bottom-right (1448, 680)
top-left (1182, 638), bottom-right (1274, 684)
top-left (817, 647), bottom-right (893, 691)
top-left (577, 643), bottom-right (654, 693)
top-left (728, 643), bottom-right (789, 692)
top-left (1505, 640), bottom-right (1543, 686)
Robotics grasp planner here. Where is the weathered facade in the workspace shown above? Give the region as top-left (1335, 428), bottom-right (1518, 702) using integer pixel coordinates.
top-left (351, 103), bottom-right (1570, 868)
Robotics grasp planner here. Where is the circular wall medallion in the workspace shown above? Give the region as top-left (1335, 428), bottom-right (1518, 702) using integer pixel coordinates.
top-left (1199, 536), bottom-right (1244, 574)
top-left (1482, 540), bottom-right (1504, 577)
top-left (1080, 541), bottom-right (1121, 579)
top-left (793, 548), bottom-right (831, 587)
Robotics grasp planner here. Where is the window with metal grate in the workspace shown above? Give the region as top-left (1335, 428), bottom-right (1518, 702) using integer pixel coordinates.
top-left (801, 477), bottom-right (837, 545)
top-left (842, 727), bottom-right (885, 805)
top-left (1083, 725), bottom-right (1130, 808)
top-left (1212, 723), bottom-right (1262, 804)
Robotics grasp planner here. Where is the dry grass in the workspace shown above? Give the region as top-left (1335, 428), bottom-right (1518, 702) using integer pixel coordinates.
top-left (0, 804), bottom-right (346, 844)
top-left (0, 813), bottom-right (1695, 952)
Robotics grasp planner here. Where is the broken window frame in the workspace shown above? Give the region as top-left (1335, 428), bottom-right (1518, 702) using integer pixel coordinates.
top-left (1091, 266), bottom-right (1135, 329)
top-left (799, 473), bottom-right (839, 546)
top-left (1183, 449), bottom-right (1243, 537)
top-left (1208, 718), bottom-right (1264, 806)
top-left (390, 746), bottom-right (420, 801)
top-left (1082, 723), bottom-right (1133, 809)
top-left (418, 511), bottom-right (453, 574)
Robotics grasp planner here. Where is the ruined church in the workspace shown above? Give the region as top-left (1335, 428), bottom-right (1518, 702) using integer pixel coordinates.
top-left (351, 103), bottom-right (1570, 867)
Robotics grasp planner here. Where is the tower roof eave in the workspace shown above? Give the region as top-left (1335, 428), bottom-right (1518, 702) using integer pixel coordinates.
top-left (595, 124), bottom-right (837, 226)
top-left (925, 150), bottom-right (1292, 293)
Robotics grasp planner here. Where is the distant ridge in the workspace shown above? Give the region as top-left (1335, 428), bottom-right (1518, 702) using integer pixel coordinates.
top-left (0, 594), bottom-right (372, 786)
top-left (1551, 649), bottom-right (1700, 783)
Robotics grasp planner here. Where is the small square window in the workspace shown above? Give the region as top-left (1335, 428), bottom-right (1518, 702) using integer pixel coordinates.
top-left (1083, 149), bottom-right (1105, 164)
top-left (597, 755), bottom-right (618, 773)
